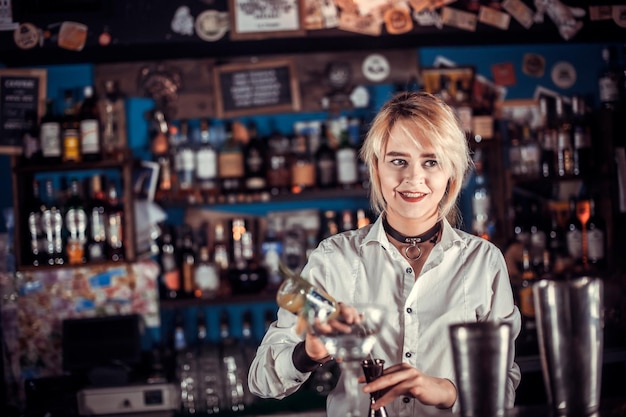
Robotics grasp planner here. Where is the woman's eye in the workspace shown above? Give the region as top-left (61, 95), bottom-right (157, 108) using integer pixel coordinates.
top-left (391, 159), bottom-right (407, 166)
top-left (424, 160), bottom-right (438, 168)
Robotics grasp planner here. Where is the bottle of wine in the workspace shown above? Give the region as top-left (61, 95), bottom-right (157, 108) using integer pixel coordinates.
top-left (27, 179), bottom-right (45, 266)
top-left (101, 79), bottom-right (126, 160)
top-left (218, 121), bottom-right (245, 201)
top-left (243, 121), bottom-right (268, 195)
top-left (586, 197), bottom-right (606, 270)
top-left (105, 182), bottom-right (124, 261)
top-left (41, 179), bottom-right (65, 265)
top-left (79, 85), bottom-right (102, 161)
top-left (565, 196), bottom-right (583, 267)
top-left (159, 230), bottom-right (181, 300)
top-left (180, 231), bottom-right (196, 298)
top-left (555, 96), bottom-right (574, 177)
top-left (571, 95), bottom-right (593, 177)
top-left (40, 99), bottom-right (62, 164)
top-left (61, 89), bottom-right (81, 163)
top-left (64, 178), bottom-right (87, 265)
top-left (336, 117), bottom-right (358, 189)
top-left (290, 126), bottom-right (316, 194)
top-left (315, 122), bottom-right (337, 189)
top-left (266, 128), bottom-right (292, 196)
top-left (195, 119), bottom-right (219, 200)
top-left (174, 119), bottom-right (195, 192)
top-left (539, 96), bottom-right (556, 179)
top-left (86, 174), bottom-right (107, 262)
top-left (193, 245), bottom-right (220, 299)
top-left (598, 45), bottom-right (620, 110)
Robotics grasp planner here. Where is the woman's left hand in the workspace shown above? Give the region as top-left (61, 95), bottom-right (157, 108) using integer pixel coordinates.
top-left (361, 362), bottom-right (457, 410)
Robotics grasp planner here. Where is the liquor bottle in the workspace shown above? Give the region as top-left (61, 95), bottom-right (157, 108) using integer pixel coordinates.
top-left (228, 218), bottom-right (268, 294)
top-left (471, 150), bottom-right (491, 239)
top-left (195, 119), bottom-right (219, 199)
top-left (106, 182), bottom-right (124, 261)
top-left (193, 246), bottom-right (220, 299)
top-left (27, 179), bottom-right (45, 266)
top-left (315, 122), bottom-right (337, 189)
top-left (276, 263), bottom-right (338, 322)
top-left (335, 117), bottom-right (358, 189)
top-left (173, 119), bottom-right (195, 192)
top-left (528, 204), bottom-right (547, 271)
top-left (87, 174), bottom-right (108, 262)
top-left (64, 178), bottom-right (88, 265)
top-left (261, 217), bottom-right (284, 291)
top-left (266, 128), bottom-right (292, 195)
top-left (213, 221), bottom-right (230, 273)
top-left (319, 210), bottom-right (339, 240)
top-left (509, 136), bottom-right (522, 177)
top-left (180, 231), bottom-right (196, 297)
top-left (244, 121), bottom-right (268, 195)
top-left (586, 197), bottom-right (606, 270)
top-left (159, 230), bottom-right (180, 299)
top-left (218, 121), bottom-right (245, 201)
top-left (520, 123), bottom-right (540, 177)
top-left (555, 96), bottom-right (573, 177)
top-left (539, 97), bottom-right (556, 179)
top-left (61, 89), bottom-right (81, 163)
top-left (22, 111), bottom-right (42, 163)
top-left (150, 109), bottom-right (170, 157)
top-left (340, 209), bottom-right (355, 232)
top-left (41, 179), bottom-right (65, 265)
top-left (575, 196), bottom-right (591, 269)
top-left (290, 131), bottom-right (316, 194)
top-left (79, 85), bottom-right (101, 161)
top-left (547, 209), bottom-right (566, 264)
top-left (101, 79), bottom-right (127, 160)
top-left (356, 208), bottom-right (371, 229)
top-left (518, 247), bottom-right (538, 352)
top-left (40, 99), bottom-right (62, 164)
top-left (565, 196), bottom-right (583, 266)
top-left (598, 45), bottom-right (620, 110)
top-left (571, 95), bottom-right (593, 177)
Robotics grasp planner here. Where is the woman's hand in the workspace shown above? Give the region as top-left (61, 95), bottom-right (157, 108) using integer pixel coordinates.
top-left (361, 363), bottom-right (457, 410)
top-left (302, 302), bottom-right (360, 362)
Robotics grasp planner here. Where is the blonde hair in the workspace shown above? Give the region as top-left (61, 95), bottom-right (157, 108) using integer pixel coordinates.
top-left (360, 91), bottom-right (473, 226)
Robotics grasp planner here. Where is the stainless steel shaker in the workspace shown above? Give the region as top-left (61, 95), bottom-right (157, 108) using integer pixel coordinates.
top-left (533, 276), bottom-right (604, 416)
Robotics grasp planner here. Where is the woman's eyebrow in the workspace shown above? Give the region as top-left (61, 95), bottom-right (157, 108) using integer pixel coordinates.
top-left (385, 150), bottom-right (410, 157)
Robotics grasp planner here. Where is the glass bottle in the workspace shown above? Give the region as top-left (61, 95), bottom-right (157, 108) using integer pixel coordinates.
top-left (79, 85), bottom-right (101, 161)
top-left (41, 179), bottom-right (64, 265)
top-left (174, 119), bottom-right (195, 192)
top-left (101, 79), bottom-right (126, 160)
top-left (106, 182), bottom-right (124, 261)
top-left (266, 128), bottom-right (292, 196)
top-left (40, 99), bottom-right (62, 164)
top-left (159, 230), bottom-right (180, 300)
top-left (518, 247), bottom-right (538, 351)
top-left (598, 45), bottom-right (620, 110)
top-left (571, 95), bottom-right (593, 177)
top-left (195, 119), bottom-right (219, 199)
top-left (61, 89), bottom-right (81, 163)
top-left (586, 197), bottom-right (606, 270)
top-left (180, 231), bottom-right (196, 298)
top-left (555, 96), bottom-right (574, 177)
top-left (244, 120), bottom-right (268, 195)
top-left (336, 117), bottom-right (358, 189)
top-left (290, 130), bottom-right (316, 194)
top-left (528, 203), bottom-right (547, 271)
top-left (228, 217), bottom-right (268, 295)
top-left (565, 196), bottom-right (583, 266)
top-left (315, 122), bottom-right (337, 189)
top-left (218, 121), bottom-right (245, 201)
top-left (193, 245), bottom-right (220, 299)
top-left (64, 178), bottom-right (87, 265)
top-left (276, 263), bottom-right (338, 324)
top-left (27, 179), bottom-right (44, 266)
top-left (539, 97), bottom-right (556, 179)
top-left (87, 174), bottom-right (107, 262)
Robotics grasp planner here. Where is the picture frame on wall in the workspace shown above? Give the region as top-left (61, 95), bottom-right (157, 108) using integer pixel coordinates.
top-left (229, 0), bottom-right (306, 40)
top-left (0, 68), bottom-right (47, 155)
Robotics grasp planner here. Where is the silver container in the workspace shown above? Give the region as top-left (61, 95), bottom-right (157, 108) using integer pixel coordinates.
top-left (533, 276), bottom-right (604, 416)
top-left (449, 321), bottom-right (511, 417)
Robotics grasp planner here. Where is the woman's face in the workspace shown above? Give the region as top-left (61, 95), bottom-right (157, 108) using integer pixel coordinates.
top-left (377, 122), bottom-right (450, 229)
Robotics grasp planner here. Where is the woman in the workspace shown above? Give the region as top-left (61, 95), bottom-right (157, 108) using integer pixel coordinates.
top-left (248, 91), bottom-right (521, 416)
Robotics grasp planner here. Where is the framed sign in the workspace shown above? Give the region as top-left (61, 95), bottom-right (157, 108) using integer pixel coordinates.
top-left (229, 0), bottom-right (305, 40)
top-left (0, 69), bottom-right (47, 154)
top-left (214, 59), bottom-right (301, 118)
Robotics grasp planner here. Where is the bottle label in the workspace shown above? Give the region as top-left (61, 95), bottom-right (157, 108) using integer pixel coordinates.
top-left (107, 212), bottom-right (123, 249)
top-left (218, 152), bottom-right (244, 178)
top-left (80, 119), bottom-right (100, 154)
top-left (565, 229), bottom-right (583, 259)
top-left (63, 129), bottom-right (81, 162)
top-left (164, 270), bottom-right (181, 291)
top-left (599, 76), bottom-right (619, 103)
top-left (317, 159), bottom-right (335, 185)
top-left (40, 122), bottom-right (61, 157)
top-left (337, 148), bottom-right (358, 184)
top-left (196, 149), bottom-right (218, 179)
top-left (587, 228), bottom-right (605, 261)
top-left (519, 285), bottom-right (535, 318)
top-left (65, 208), bottom-right (87, 240)
top-left (292, 162), bottom-right (315, 187)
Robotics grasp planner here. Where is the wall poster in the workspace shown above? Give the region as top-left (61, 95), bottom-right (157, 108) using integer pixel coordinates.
top-left (0, 68), bottom-right (47, 155)
top-left (229, 0), bottom-right (305, 40)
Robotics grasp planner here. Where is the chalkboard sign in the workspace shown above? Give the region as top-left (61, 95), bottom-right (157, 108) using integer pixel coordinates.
top-left (214, 59), bottom-right (300, 118)
top-left (0, 69), bottom-right (47, 154)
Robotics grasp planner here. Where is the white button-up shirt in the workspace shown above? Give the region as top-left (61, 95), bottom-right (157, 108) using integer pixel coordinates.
top-left (248, 216), bottom-right (521, 417)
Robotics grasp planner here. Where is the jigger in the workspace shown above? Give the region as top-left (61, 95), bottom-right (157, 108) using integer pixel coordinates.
top-left (362, 359), bottom-right (389, 417)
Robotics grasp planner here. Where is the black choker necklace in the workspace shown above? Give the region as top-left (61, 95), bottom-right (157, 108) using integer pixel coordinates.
top-left (382, 217), bottom-right (441, 260)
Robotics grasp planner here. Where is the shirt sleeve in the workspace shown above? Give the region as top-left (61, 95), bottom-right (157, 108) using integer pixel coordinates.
top-left (247, 307), bottom-right (314, 399)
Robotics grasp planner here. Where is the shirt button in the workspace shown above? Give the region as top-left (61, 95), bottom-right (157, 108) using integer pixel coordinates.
top-left (405, 352), bottom-right (412, 358)
top-left (403, 397), bottom-right (411, 403)
top-left (406, 307), bottom-right (412, 314)
top-left (406, 267), bottom-right (412, 274)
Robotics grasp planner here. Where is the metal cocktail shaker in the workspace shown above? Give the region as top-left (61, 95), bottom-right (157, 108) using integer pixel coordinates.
top-left (533, 276), bottom-right (604, 416)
